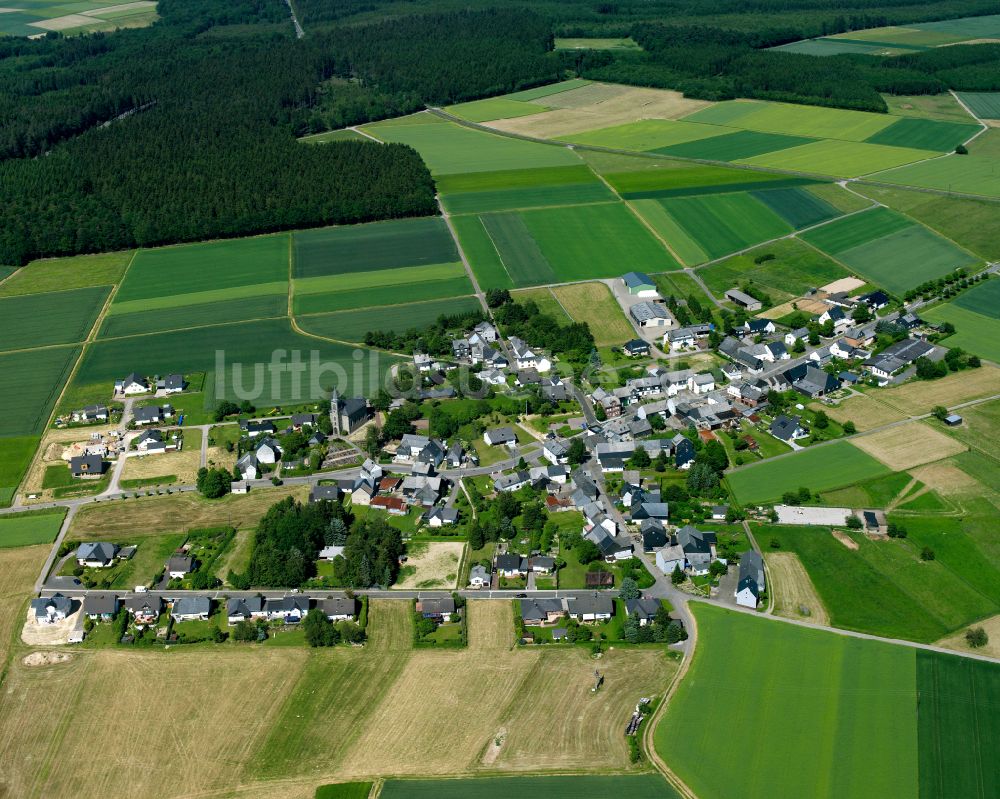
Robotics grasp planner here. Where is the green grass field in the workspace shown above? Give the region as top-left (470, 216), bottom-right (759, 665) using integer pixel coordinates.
top-left (506, 79), bottom-right (591, 102)
top-left (380, 776), bottom-right (679, 799)
top-left (957, 93), bottom-right (1000, 120)
top-left (605, 163), bottom-right (817, 198)
top-left (293, 276), bottom-right (473, 315)
top-left (511, 287), bottom-right (569, 320)
top-left (297, 297), bottom-right (482, 343)
top-left (726, 441), bottom-right (890, 505)
top-left (300, 129), bottom-right (369, 143)
top-left (655, 129), bottom-right (816, 161)
top-left (953, 278), bottom-right (1000, 318)
top-left (0, 251), bottom-right (131, 297)
top-left (0, 510), bottom-right (65, 548)
top-left (883, 94), bottom-right (977, 123)
top-left (917, 651), bottom-right (1000, 799)
top-left (0, 345), bottom-right (80, 437)
top-left (801, 206), bottom-right (913, 252)
top-left (74, 318), bottom-right (393, 406)
top-left (100, 293), bottom-right (287, 338)
top-left (0, 436), bottom-right (39, 508)
top-left (293, 218), bottom-right (457, 278)
top-left (450, 215), bottom-right (513, 290)
top-left (657, 604), bottom-right (918, 799)
top-left (481, 212), bottom-right (557, 285)
top-left (554, 37), bottom-right (641, 50)
top-left (0, 286), bottom-right (109, 351)
top-left (699, 238), bottom-right (849, 300)
top-left (441, 180), bottom-right (615, 214)
top-left (363, 117), bottom-right (580, 175)
top-left (686, 99), bottom-right (898, 141)
top-left (865, 117), bottom-right (980, 151)
top-left (871, 154), bottom-right (1000, 198)
top-left (751, 186), bottom-right (841, 228)
top-left (114, 235), bottom-right (286, 303)
top-left (314, 783), bottom-right (373, 799)
top-left (775, 37), bottom-right (910, 56)
top-left (644, 192), bottom-right (792, 263)
top-left (923, 303), bottom-right (1000, 362)
top-left (444, 97), bottom-right (546, 123)
top-left (738, 139), bottom-right (936, 178)
top-left (564, 118), bottom-right (729, 151)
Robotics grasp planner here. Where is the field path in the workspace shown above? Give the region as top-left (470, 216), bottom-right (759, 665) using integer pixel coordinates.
top-left (437, 198), bottom-right (488, 313)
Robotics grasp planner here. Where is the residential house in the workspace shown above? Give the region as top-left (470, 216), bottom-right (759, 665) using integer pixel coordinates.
top-left (371, 496), bottom-right (407, 515)
top-left (591, 387), bottom-right (622, 418)
top-left (266, 595), bottom-right (311, 623)
top-left (631, 301), bottom-right (673, 329)
top-left (83, 593), bottom-right (119, 621)
top-left (135, 429), bottom-right (166, 453)
top-left (413, 352), bottom-right (432, 372)
top-left (70, 454), bottom-right (106, 478)
top-left (520, 597), bottom-right (566, 624)
top-left (516, 368), bottom-right (541, 387)
top-left (688, 373), bottom-right (715, 395)
top-left (31, 594), bottom-right (72, 624)
top-left (736, 550), bottom-right (765, 608)
top-left (167, 554), bottom-right (194, 579)
top-left (711, 505), bottom-right (729, 521)
top-left (310, 485), bottom-right (341, 503)
top-left (319, 596), bottom-right (358, 621)
top-left (496, 552), bottom-right (526, 578)
top-left (676, 525), bottom-right (718, 575)
top-left (494, 471), bottom-right (530, 493)
top-left (595, 442), bottom-right (634, 472)
top-left (115, 372), bottom-right (149, 395)
top-left (567, 593), bottom-right (614, 622)
top-left (76, 542), bottom-right (119, 568)
top-left (641, 518), bottom-right (668, 552)
top-left (236, 452), bottom-right (259, 481)
top-left (72, 404), bottom-right (109, 423)
top-left (622, 271), bottom-right (659, 297)
top-left (227, 596), bottom-right (267, 623)
top-left (422, 506), bottom-right (458, 527)
top-left (540, 377), bottom-right (569, 402)
top-left (133, 405), bottom-right (171, 425)
top-left (126, 595), bottom-right (163, 624)
top-left (319, 545), bottom-right (344, 561)
top-left (484, 427), bottom-right (518, 447)
top-left (416, 597), bottom-right (454, 622)
top-left (725, 288), bottom-right (762, 311)
top-left (767, 341), bottom-right (789, 361)
top-left (665, 325), bottom-right (706, 352)
top-left (770, 414), bottom-right (807, 442)
top-left (446, 442), bottom-right (464, 469)
top-left (254, 437), bottom-right (281, 464)
top-left (473, 321), bottom-right (498, 342)
top-left (862, 338), bottom-right (935, 384)
top-left (743, 319), bottom-right (775, 336)
top-left (625, 597), bottom-right (663, 626)
top-left (401, 474), bottom-right (442, 507)
top-left (290, 413), bottom-right (317, 430)
top-left (655, 544), bottom-right (685, 575)
top-left (172, 597), bottom-right (211, 622)
top-left (529, 556), bottom-right (556, 574)
top-left (157, 374), bottom-right (186, 394)
top-left (529, 464), bottom-right (568, 487)
top-left (241, 418), bottom-right (276, 438)
top-left (623, 339), bottom-right (650, 358)
top-left (509, 337), bottom-right (551, 372)
top-left (451, 338), bottom-right (471, 361)
top-left (674, 436), bottom-right (695, 470)
top-left (860, 290), bottom-right (890, 311)
top-left (632, 502), bottom-right (669, 522)
top-left (543, 438), bottom-right (570, 465)
top-left (790, 364), bottom-right (839, 398)
top-left (481, 347), bottom-right (509, 370)
top-left (819, 305), bottom-right (850, 331)
top-left (784, 328), bottom-right (809, 347)
top-left (469, 565), bottom-right (491, 589)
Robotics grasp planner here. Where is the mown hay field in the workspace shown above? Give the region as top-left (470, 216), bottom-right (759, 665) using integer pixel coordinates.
top-left (823, 393), bottom-right (908, 432)
top-left (0, 286), bottom-right (109, 351)
top-left (0, 544), bottom-right (48, 665)
top-left (120, 429), bottom-right (203, 485)
top-left (874, 364), bottom-right (1000, 416)
top-left (765, 551), bottom-right (830, 625)
top-left (656, 604), bottom-right (918, 799)
top-left (852, 422), bottom-right (966, 470)
top-left (550, 282), bottom-right (634, 345)
top-left (0, 251), bottom-right (131, 297)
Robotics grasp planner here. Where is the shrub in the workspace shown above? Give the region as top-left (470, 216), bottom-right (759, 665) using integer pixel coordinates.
top-left (966, 627), bottom-right (988, 648)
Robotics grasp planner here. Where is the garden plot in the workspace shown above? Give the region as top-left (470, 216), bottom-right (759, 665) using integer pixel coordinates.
top-left (393, 541), bottom-right (464, 590)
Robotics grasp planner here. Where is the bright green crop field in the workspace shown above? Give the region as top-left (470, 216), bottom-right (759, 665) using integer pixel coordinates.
top-left (380, 776), bottom-right (680, 799)
top-left (451, 215), bottom-right (514, 290)
top-left (699, 238), bottom-right (849, 300)
top-left (0, 286), bottom-right (109, 351)
top-left (871, 154), bottom-right (1000, 198)
top-left (686, 99), bottom-right (896, 140)
top-left (657, 604), bottom-right (918, 799)
top-left (0, 345), bottom-right (80, 437)
top-left (295, 263), bottom-right (466, 296)
top-left (115, 235), bottom-right (287, 303)
top-left (293, 218), bottom-right (458, 278)
top-left (643, 192), bottom-right (792, 263)
top-left (565, 118), bottom-right (728, 151)
top-left (481, 212), bottom-right (557, 286)
top-left (297, 297), bottom-right (481, 343)
top-left (363, 117), bottom-right (579, 175)
top-left (0, 436), bottom-right (39, 508)
top-left (918, 651), bottom-right (1000, 799)
top-left (726, 441), bottom-right (890, 505)
top-left (0, 510), bottom-right (65, 548)
top-left (293, 276), bottom-right (473, 315)
top-left (865, 117), bottom-right (980, 151)
top-left (0, 251), bottom-right (132, 297)
top-left (654, 129), bottom-right (815, 161)
top-left (444, 97), bottom-right (545, 123)
top-left (738, 139), bottom-right (936, 178)
top-left (100, 293), bottom-right (288, 338)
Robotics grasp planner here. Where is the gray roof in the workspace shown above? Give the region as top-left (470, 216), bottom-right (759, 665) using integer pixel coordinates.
top-left (739, 550), bottom-right (765, 592)
top-left (485, 426), bottom-right (517, 444)
top-left (625, 596), bottom-right (662, 619)
top-left (173, 596), bottom-right (210, 616)
top-left (418, 597), bottom-right (455, 615)
top-left (70, 454), bottom-right (105, 475)
top-left (32, 594), bottom-right (72, 618)
top-left (496, 552), bottom-right (525, 572)
top-left (83, 593), bottom-right (118, 616)
top-left (676, 525), bottom-right (716, 556)
top-left (623, 271), bottom-right (655, 289)
top-left (227, 596), bottom-right (265, 616)
top-left (725, 288), bottom-right (760, 307)
top-left (520, 597), bottom-right (565, 622)
top-left (770, 414), bottom-right (802, 441)
top-left (630, 301), bottom-right (670, 323)
top-left (319, 596), bottom-right (357, 617)
top-left (76, 541), bottom-right (118, 563)
top-left (133, 405), bottom-right (163, 423)
top-left (567, 593), bottom-right (614, 617)
top-left (125, 595), bottom-right (163, 615)
top-left (167, 554), bottom-right (193, 573)
top-left (310, 485), bottom-right (341, 502)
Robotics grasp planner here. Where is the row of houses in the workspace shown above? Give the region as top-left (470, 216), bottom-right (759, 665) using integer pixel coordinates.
top-left (114, 372), bottom-right (186, 397)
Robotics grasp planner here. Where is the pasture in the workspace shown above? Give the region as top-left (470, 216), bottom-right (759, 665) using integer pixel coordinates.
top-left (923, 304), bottom-right (1000, 363)
top-left (917, 651), bottom-right (1000, 799)
top-left (0, 251), bottom-right (131, 297)
top-left (656, 604), bottom-right (918, 799)
top-left (444, 97), bottom-right (545, 123)
top-left (884, 94), bottom-right (978, 123)
top-left (0, 345), bottom-right (80, 436)
top-left (297, 297), bottom-right (481, 344)
top-left (725, 441), bottom-right (890, 505)
top-left (74, 318), bottom-right (394, 405)
top-left (758, 516), bottom-right (1000, 642)
top-left (362, 117), bottom-right (579, 175)
top-left (0, 286), bottom-right (109, 351)
top-left (550, 282), bottom-right (634, 346)
top-left (699, 238), bottom-right (849, 301)
top-left (0, 510), bottom-right (64, 548)
top-left (293, 218), bottom-right (458, 278)
top-left (0, 436), bottom-right (39, 507)
top-left (114, 234), bottom-right (287, 303)
top-left (872, 154), bottom-right (1000, 198)
top-left (380, 776), bottom-right (679, 799)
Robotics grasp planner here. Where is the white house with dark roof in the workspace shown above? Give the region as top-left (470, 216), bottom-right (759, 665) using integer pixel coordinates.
top-left (76, 542), bottom-right (119, 568)
top-left (770, 414), bottom-right (807, 442)
top-left (736, 550), bottom-right (765, 608)
top-left (484, 426), bottom-right (518, 447)
top-left (31, 594), bottom-right (72, 624)
top-left (116, 372), bottom-right (149, 395)
top-left (172, 596), bottom-right (211, 622)
top-left (157, 374), bottom-right (186, 394)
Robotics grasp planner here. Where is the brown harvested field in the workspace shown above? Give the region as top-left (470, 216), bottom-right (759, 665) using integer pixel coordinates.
top-left (765, 552), bottom-right (830, 625)
top-left (468, 599), bottom-right (515, 650)
top-left (394, 541), bottom-right (464, 589)
top-left (852, 421), bottom-right (966, 470)
top-left (832, 529), bottom-right (859, 550)
top-left (935, 614), bottom-right (1000, 660)
top-left (909, 460), bottom-right (983, 496)
top-left (0, 545), bottom-right (48, 666)
top-left (487, 85), bottom-right (712, 139)
top-left (206, 444), bottom-right (236, 471)
top-left (551, 282), bottom-right (635, 346)
top-left (121, 429), bottom-right (202, 485)
top-left (760, 298), bottom-right (828, 319)
top-left (68, 484), bottom-right (309, 540)
top-left (876, 364), bottom-right (1000, 416)
top-left (822, 393), bottom-right (907, 432)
